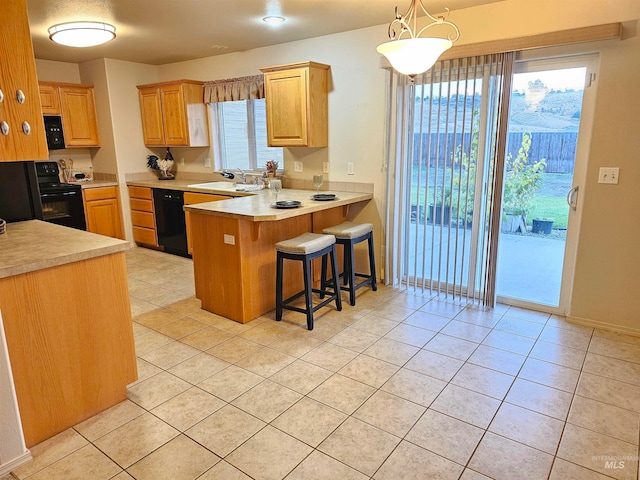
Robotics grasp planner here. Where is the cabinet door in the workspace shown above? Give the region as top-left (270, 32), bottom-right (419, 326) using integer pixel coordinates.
top-left (39, 84), bottom-right (61, 115)
top-left (264, 68), bottom-right (308, 147)
top-left (0, 0), bottom-right (48, 161)
top-left (138, 86), bottom-right (165, 146)
top-left (59, 86), bottom-right (100, 147)
top-left (85, 198), bottom-right (123, 239)
top-left (160, 84), bottom-right (189, 146)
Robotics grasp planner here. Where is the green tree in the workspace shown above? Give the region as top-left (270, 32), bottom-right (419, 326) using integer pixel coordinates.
top-left (502, 132), bottom-right (546, 217)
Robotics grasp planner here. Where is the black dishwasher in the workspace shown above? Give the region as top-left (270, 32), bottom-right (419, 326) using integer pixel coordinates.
top-left (152, 189), bottom-right (190, 258)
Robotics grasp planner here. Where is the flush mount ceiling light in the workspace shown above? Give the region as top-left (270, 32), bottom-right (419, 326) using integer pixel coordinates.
top-left (377, 0), bottom-right (459, 80)
top-left (48, 21), bottom-right (116, 48)
top-left (262, 16), bottom-right (286, 24)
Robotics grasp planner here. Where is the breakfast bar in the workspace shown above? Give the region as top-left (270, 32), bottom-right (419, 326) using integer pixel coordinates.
top-left (185, 188), bottom-right (372, 323)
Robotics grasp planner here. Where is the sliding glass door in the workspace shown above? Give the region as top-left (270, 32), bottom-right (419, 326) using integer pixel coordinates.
top-left (495, 55), bottom-right (597, 310)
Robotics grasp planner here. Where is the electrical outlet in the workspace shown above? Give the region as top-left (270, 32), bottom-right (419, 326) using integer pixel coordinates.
top-left (598, 167), bottom-right (619, 184)
top-left (347, 162), bottom-right (354, 175)
top-left (223, 234), bottom-right (235, 245)
top-left (294, 161), bottom-right (303, 172)
top-left (180, 157), bottom-right (185, 166)
top-left (323, 162), bottom-right (329, 174)
top-left (204, 157), bottom-right (211, 168)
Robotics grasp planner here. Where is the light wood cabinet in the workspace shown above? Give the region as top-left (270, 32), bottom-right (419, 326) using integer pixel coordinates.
top-left (83, 186), bottom-right (124, 239)
top-left (38, 83), bottom-right (61, 115)
top-left (184, 191), bottom-right (229, 254)
top-left (260, 61), bottom-right (329, 148)
top-left (129, 186), bottom-right (159, 247)
top-left (0, 0), bottom-right (48, 162)
top-left (137, 80), bottom-right (208, 147)
top-left (38, 82), bottom-right (101, 148)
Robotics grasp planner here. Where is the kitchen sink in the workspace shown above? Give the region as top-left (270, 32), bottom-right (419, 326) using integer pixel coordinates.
top-left (187, 181), bottom-right (237, 190)
top-left (188, 181), bottom-right (264, 192)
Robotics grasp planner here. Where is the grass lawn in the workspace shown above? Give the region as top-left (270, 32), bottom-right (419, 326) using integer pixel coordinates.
top-left (528, 196), bottom-right (569, 229)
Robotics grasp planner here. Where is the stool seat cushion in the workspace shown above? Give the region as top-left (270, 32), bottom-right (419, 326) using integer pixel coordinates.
top-left (323, 221), bottom-right (373, 239)
top-left (276, 232), bottom-right (336, 255)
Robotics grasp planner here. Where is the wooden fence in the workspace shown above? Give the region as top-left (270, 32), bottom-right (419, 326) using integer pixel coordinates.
top-left (413, 132), bottom-right (577, 173)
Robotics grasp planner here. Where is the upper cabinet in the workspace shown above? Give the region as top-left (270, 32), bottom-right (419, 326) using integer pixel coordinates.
top-left (0, 0), bottom-right (48, 162)
top-left (137, 80), bottom-right (209, 147)
top-left (260, 61), bottom-right (329, 148)
top-left (38, 82), bottom-right (101, 148)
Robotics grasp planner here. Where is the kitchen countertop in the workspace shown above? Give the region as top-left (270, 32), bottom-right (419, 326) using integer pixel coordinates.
top-left (0, 220), bottom-right (129, 279)
top-left (77, 180), bottom-right (119, 189)
top-left (126, 178), bottom-right (254, 197)
top-left (184, 188), bottom-right (373, 221)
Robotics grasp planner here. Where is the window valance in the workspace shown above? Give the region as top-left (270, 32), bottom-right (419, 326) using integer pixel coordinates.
top-left (204, 75), bottom-right (264, 103)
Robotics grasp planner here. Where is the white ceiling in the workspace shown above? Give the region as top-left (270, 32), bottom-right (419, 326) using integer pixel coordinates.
top-left (27, 0), bottom-right (502, 65)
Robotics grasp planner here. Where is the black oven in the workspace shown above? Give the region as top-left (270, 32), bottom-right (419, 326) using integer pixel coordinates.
top-left (36, 162), bottom-right (86, 230)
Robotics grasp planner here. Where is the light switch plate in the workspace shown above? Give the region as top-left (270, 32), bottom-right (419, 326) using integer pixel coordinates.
top-left (323, 162), bottom-right (329, 174)
top-left (347, 162), bottom-right (354, 175)
top-left (204, 157), bottom-right (211, 168)
top-left (598, 167), bottom-right (619, 184)
top-left (294, 161), bottom-right (303, 172)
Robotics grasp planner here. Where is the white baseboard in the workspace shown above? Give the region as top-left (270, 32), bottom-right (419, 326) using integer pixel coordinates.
top-left (0, 451), bottom-right (32, 477)
top-left (566, 314), bottom-right (640, 337)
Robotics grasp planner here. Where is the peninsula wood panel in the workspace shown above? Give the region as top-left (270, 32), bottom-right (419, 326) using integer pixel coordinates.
top-left (184, 192), bottom-right (230, 255)
top-left (0, 253), bottom-right (137, 447)
top-left (191, 205), bottom-right (348, 323)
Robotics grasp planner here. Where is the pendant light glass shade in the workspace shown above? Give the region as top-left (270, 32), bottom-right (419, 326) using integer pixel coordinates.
top-left (48, 22), bottom-right (116, 48)
top-left (377, 37), bottom-right (453, 77)
top-left (377, 0), bottom-right (459, 79)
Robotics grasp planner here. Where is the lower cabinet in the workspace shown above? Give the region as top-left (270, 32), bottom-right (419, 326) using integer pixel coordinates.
top-left (184, 192), bottom-right (230, 254)
top-left (128, 186), bottom-right (158, 247)
top-left (83, 186), bottom-right (124, 239)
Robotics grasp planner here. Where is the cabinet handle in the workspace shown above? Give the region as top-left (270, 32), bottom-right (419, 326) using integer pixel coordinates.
top-left (0, 89), bottom-right (4, 103)
top-left (0, 121), bottom-right (9, 136)
top-left (22, 121), bottom-right (31, 135)
top-left (16, 90), bottom-right (26, 104)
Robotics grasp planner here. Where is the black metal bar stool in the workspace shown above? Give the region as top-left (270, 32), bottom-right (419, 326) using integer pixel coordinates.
top-left (275, 232), bottom-right (342, 330)
top-left (322, 222), bottom-right (377, 306)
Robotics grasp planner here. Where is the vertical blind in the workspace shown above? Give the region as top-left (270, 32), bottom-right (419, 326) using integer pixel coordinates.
top-left (384, 52), bottom-right (515, 307)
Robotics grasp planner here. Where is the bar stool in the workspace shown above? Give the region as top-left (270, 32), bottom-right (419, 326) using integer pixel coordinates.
top-left (275, 232), bottom-right (342, 330)
top-left (322, 222), bottom-right (377, 306)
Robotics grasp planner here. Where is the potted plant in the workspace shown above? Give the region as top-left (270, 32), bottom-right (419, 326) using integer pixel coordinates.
top-left (501, 132), bottom-right (546, 233)
top-left (428, 186), bottom-right (452, 225)
top-left (532, 218), bottom-right (554, 234)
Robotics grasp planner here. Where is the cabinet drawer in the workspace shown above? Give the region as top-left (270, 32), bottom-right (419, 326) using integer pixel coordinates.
top-left (130, 198), bottom-right (154, 212)
top-left (133, 226), bottom-right (158, 246)
top-left (128, 186), bottom-right (153, 200)
top-left (131, 210), bottom-right (155, 229)
top-left (83, 186), bottom-right (118, 202)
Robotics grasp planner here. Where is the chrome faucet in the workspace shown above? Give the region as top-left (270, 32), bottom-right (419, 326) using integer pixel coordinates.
top-left (235, 168), bottom-right (247, 184)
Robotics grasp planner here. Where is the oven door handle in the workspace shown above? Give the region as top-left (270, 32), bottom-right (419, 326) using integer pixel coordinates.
top-left (41, 191), bottom-right (79, 198)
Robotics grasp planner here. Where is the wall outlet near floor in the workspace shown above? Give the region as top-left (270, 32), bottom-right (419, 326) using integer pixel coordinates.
top-left (323, 162), bottom-right (329, 174)
top-left (598, 167), bottom-right (619, 184)
top-left (204, 157), bottom-right (211, 168)
top-left (347, 162), bottom-right (354, 175)
top-left (294, 161), bottom-right (303, 172)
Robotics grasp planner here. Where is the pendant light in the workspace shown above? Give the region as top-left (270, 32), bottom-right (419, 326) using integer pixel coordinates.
top-left (377, 0), bottom-right (460, 81)
top-left (48, 22), bottom-right (116, 48)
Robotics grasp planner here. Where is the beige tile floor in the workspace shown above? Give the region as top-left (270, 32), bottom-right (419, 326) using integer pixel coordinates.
top-left (6, 247), bottom-right (640, 480)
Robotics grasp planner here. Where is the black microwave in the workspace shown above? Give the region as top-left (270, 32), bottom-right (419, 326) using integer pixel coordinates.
top-left (43, 115), bottom-right (66, 150)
